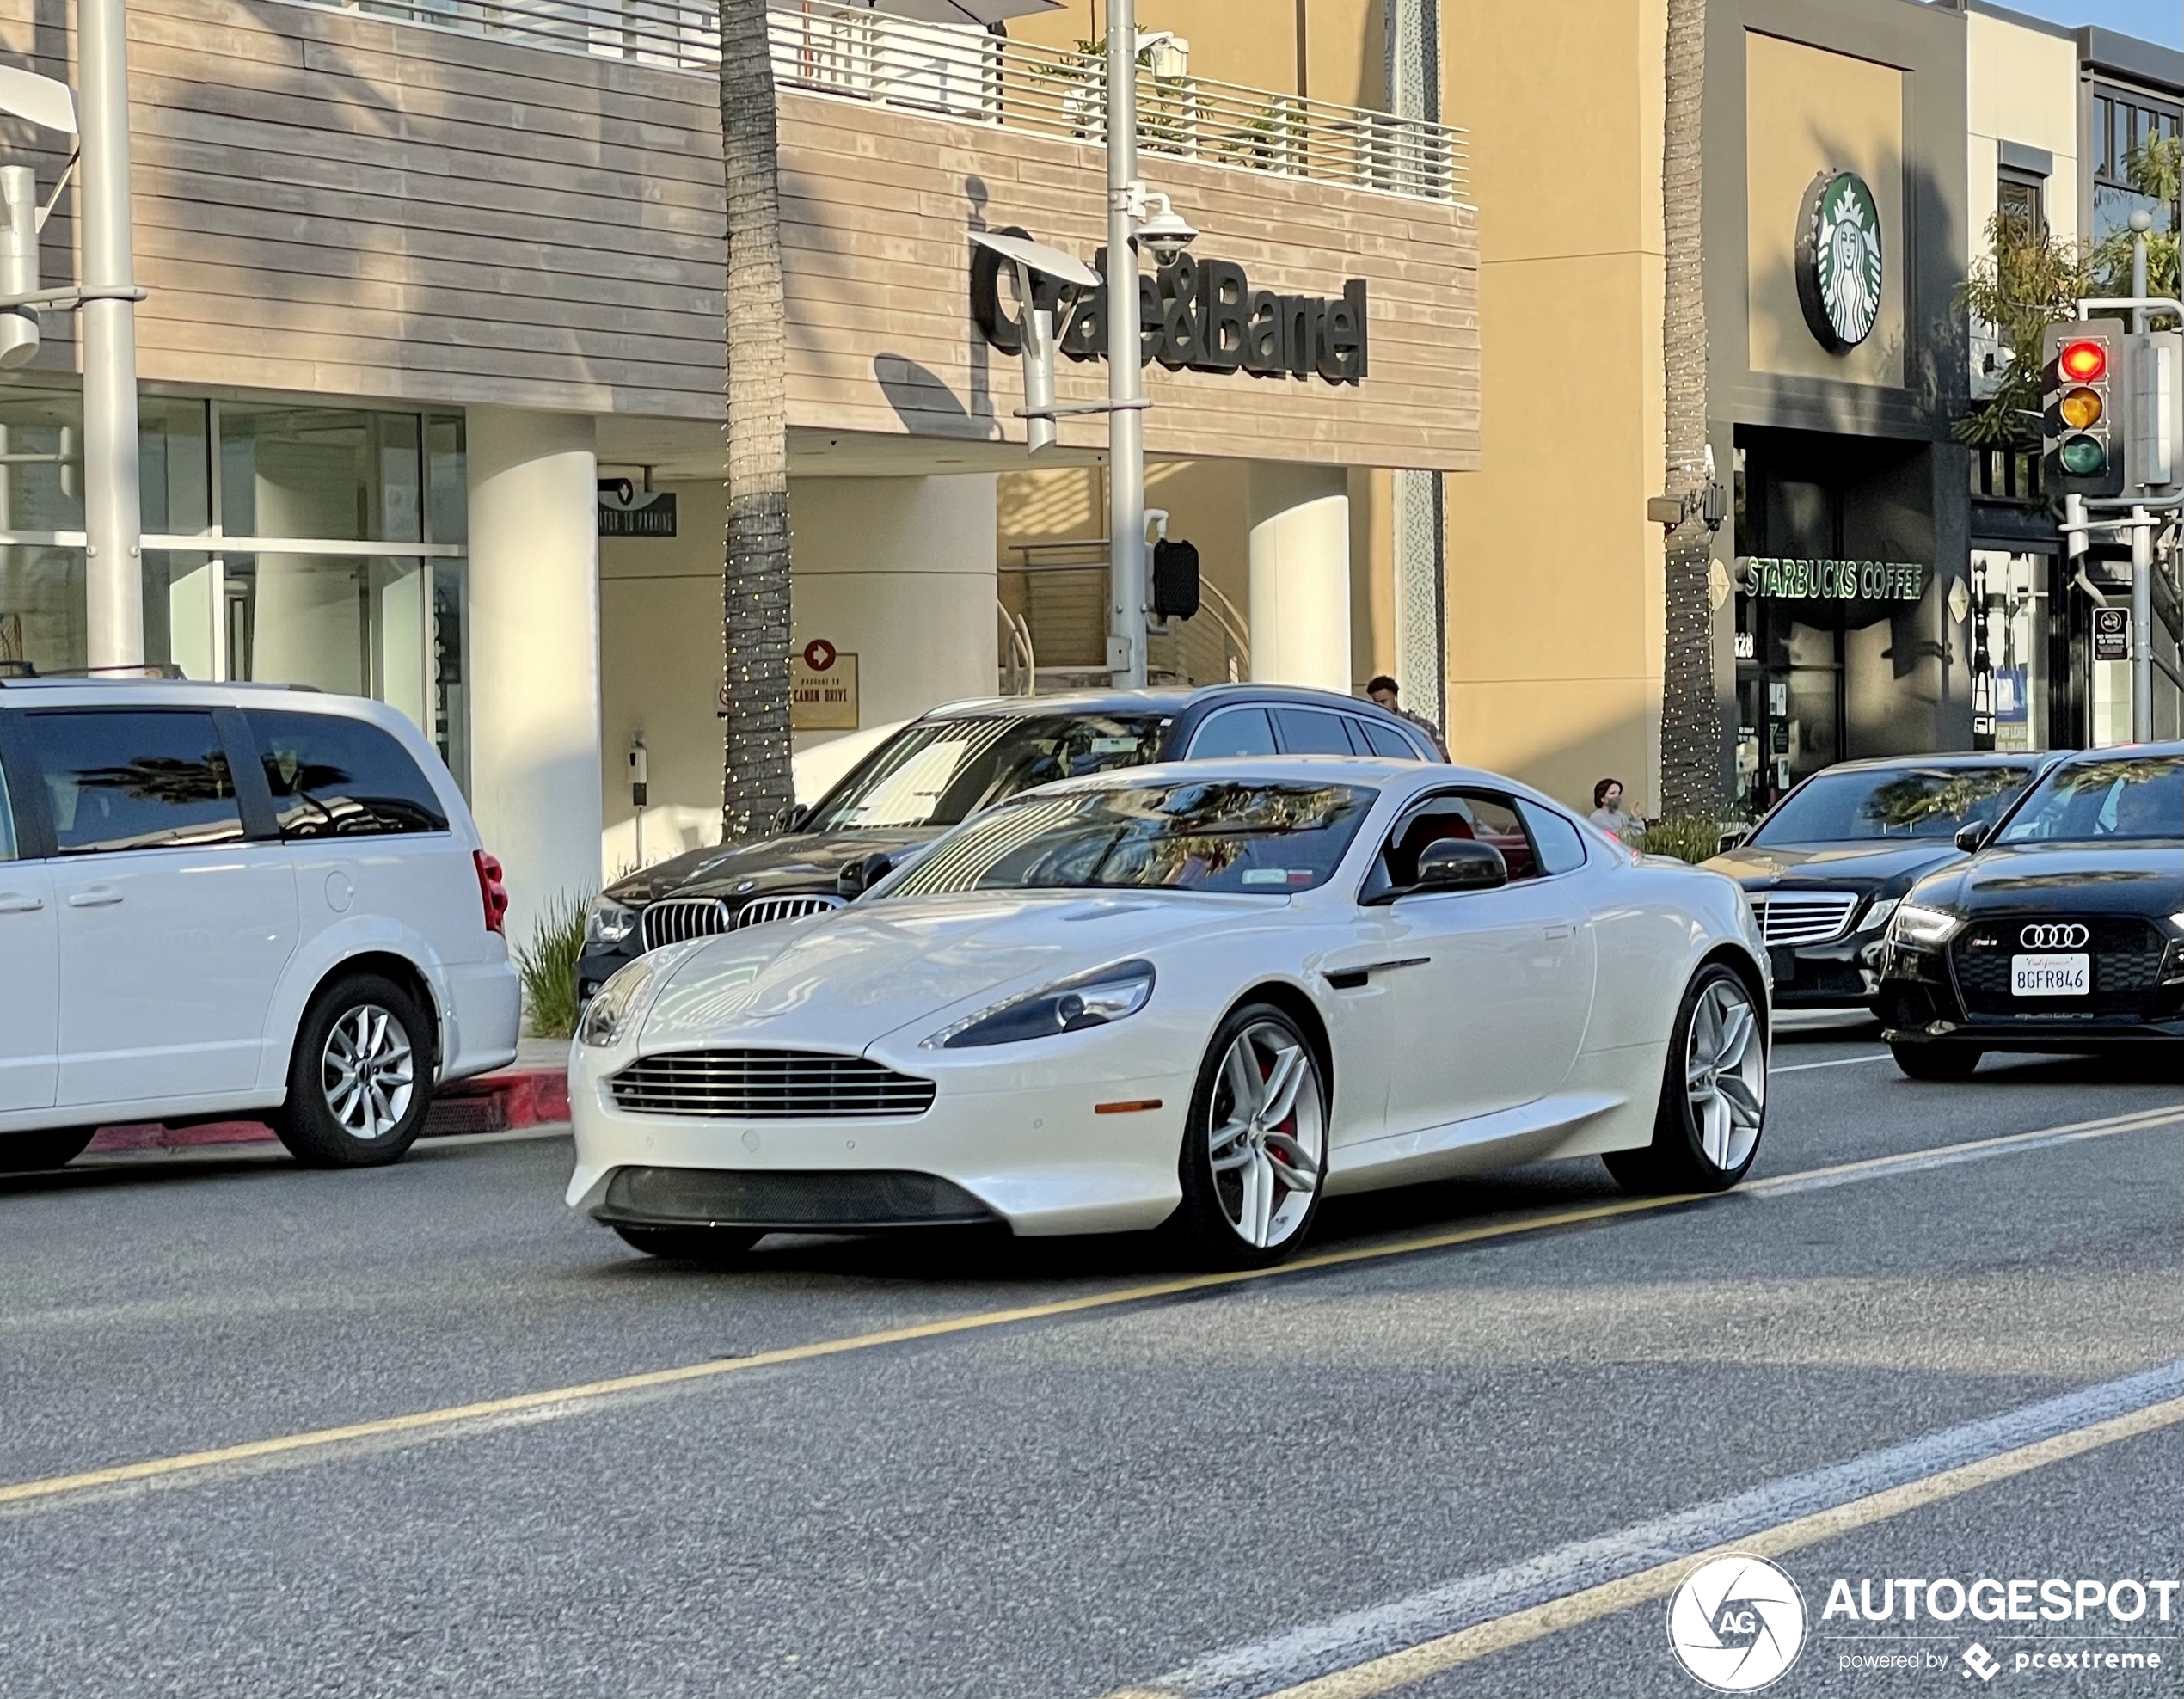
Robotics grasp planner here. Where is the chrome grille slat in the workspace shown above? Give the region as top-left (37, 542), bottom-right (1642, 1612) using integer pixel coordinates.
top-left (640, 897), bottom-right (730, 951)
top-left (1751, 891), bottom-right (1861, 947)
top-left (734, 894), bottom-right (845, 929)
top-left (610, 1049), bottom-right (936, 1119)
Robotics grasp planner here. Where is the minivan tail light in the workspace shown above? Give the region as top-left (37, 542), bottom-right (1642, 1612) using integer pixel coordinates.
top-left (474, 850), bottom-right (509, 934)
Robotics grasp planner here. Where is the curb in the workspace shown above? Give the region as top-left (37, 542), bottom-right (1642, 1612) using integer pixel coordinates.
top-left (83, 1067), bottom-right (572, 1154)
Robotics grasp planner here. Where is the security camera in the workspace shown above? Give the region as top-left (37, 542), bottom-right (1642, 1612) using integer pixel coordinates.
top-left (1138, 195), bottom-right (1197, 267)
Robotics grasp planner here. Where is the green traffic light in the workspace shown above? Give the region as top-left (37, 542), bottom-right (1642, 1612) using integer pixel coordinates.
top-left (2058, 434), bottom-right (2107, 475)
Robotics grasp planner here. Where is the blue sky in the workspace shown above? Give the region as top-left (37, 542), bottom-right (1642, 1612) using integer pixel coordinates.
top-left (1991, 0), bottom-right (2181, 46)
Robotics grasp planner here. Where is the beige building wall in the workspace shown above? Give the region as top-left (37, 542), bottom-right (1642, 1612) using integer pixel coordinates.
top-left (1744, 32), bottom-right (1908, 389)
top-left (1966, 11), bottom-right (2081, 246)
top-left (1441, 0), bottom-right (1669, 816)
top-left (1010, 1), bottom-right (1387, 111)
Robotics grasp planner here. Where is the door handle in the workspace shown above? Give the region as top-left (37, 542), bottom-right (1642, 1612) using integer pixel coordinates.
top-left (66, 886), bottom-right (123, 908)
top-left (0, 892), bottom-right (43, 913)
top-left (1543, 923), bottom-right (1577, 940)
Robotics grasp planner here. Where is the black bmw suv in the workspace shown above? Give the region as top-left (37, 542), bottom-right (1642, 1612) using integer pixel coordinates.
top-left (575, 684), bottom-right (1443, 1003)
top-left (1879, 744), bottom-right (2183, 1078)
top-left (1704, 753), bottom-right (2055, 1009)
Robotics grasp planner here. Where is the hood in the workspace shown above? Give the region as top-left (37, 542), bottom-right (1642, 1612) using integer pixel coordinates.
top-left (639, 889), bottom-right (1273, 1053)
top-left (604, 829), bottom-right (933, 905)
top-left (1910, 841), bottom-right (2184, 917)
top-left (1704, 840), bottom-right (1960, 892)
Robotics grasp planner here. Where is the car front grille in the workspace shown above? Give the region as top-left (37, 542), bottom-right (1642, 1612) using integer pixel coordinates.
top-left (1751, 890), bottom-right (1862, 947)
top-left (1951, 917), bottom-right (2167, 1022)
top-left (609, 1049), bottom-right (937, 1119)
top-left (639, 892), bottom-right (844, 951)
top-left (598, 1167), bottom-right (997, 1229)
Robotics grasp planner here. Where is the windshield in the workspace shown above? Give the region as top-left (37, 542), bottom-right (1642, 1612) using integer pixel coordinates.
top-left (881, 780), bottom-right (1377, 898)
top-left (805, 714), bottom-right (1168, 834)
top-left (1993, 754), bottom-right (2183, 844)
top-left (1750, 764), bottom-right (2036, 844)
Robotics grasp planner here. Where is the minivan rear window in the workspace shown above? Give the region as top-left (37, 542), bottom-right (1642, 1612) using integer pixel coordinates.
top-left (26, 709), bottom-right (244, 854)
top-left (249, 710), bottom-right (450, 838)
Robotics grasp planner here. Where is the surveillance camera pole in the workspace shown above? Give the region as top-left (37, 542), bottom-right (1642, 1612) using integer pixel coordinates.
top-left (1105, 0), bottom-right (1148, 688)
top-left (79, 0), bottom-right (143, 669)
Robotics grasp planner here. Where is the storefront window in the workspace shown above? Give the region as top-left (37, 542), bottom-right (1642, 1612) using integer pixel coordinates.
top-left (0, 391), bottom-right (469, 789)
top-left (1970, 550), bottom-right (2050, 753)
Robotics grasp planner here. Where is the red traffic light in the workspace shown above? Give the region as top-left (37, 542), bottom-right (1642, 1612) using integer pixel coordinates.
top-left (2058, 339), bottom-right (2107, 383)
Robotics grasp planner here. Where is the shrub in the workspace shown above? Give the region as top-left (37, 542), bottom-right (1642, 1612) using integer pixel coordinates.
top-left (515, 891), bottom-right (588, 1040)
top-left (1640, 814), bottom-right (1725, 866)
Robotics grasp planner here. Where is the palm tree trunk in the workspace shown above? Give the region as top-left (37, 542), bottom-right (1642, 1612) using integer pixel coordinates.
top-left (720, 0), bottom-right (794, 840)
top-left (1659, 0), bottom-right (1716, 820)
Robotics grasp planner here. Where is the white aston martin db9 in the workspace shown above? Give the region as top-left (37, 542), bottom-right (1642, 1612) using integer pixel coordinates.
top-left (567, 759), bottom-right (1770, 1267)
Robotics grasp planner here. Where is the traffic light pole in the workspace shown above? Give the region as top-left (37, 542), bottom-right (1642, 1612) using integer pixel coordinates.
top-left (2129, 229), bottom-right (2151, 743)
top-left (78, 0), bottom-right (143, 671)
top-left (1105, 0), bottom-right (1147, 689)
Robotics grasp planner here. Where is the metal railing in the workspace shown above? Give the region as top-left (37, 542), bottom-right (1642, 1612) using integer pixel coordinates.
top-left (294, 0), bottom-right (1468, 203)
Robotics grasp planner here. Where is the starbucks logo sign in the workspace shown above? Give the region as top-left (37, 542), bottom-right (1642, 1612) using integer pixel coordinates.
top-left (1796, 171), bottom-right (1882, 352)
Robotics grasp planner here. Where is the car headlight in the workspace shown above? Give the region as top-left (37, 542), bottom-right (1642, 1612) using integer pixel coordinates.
top-left (585, 897), bottom-right (638, 950)
top-left (1857, 897), bottom-right (1900, 933)
top-left (922, 960), bottom-right (1156, 1051)
top-left (577, 954), bottom-right (665, 1047)
top-left (1888, 903), bottom-right (1963, 947)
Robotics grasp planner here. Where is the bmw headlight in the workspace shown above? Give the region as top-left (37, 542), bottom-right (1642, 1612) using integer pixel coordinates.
top-left (585, 896), bottom-right (639, 951)
top-left (577, 954), bottom-right (665, 1048)
top-left (1888, 903), bottom-right (1963, 947)
top-left (922, 960), bottom-right (1156, 1051)
top-left (1857, 897), bottom-right (1900, 933)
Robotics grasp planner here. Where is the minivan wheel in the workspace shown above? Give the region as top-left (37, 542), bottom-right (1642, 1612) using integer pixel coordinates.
top-left (0, 1127), bottom-right (98, 1171)
top-left (275, 973), bottom-right (434, 1168)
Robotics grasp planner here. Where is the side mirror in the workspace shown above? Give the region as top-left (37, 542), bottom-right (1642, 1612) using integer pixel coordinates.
top-left (779, 802), bottom-right (812, 835)
top-left (1410, 838), bottom-right (1508, 892)
top-left (1954, 821), bottom-right (1990, 854)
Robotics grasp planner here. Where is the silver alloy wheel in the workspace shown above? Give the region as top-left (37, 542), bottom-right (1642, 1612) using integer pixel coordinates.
top-left (1205, 1021), bottom-right (1326, 1249)
top-left (1686, 978), bottom-right (1764, 1171)
top-left (322, 1003), bottom-right (415, 1142)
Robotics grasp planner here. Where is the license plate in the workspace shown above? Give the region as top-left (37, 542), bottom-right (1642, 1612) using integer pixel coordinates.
top-left (2012, 953), bottom-right (2089, 997)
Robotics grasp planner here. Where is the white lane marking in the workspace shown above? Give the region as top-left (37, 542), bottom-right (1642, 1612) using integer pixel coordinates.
top-left (1107, 1363), bottom-right (2184, 1699)
top-left (1745, 1104), bottom-right (2182, 1199)
top-left (1773, 1052), bottom-right (1892, 1073)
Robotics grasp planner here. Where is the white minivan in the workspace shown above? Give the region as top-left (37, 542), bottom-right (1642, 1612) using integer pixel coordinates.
top-left (0, 676), bottom-right (520, 1170)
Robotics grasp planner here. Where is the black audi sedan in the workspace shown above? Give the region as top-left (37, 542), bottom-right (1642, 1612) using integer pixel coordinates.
top-left (575, 684), bottom-right (1444, 1003)
top-left (1879, 744), bottom-right (2183, 1078)
top-left (1704, 753), bottom-right (2055, 1009)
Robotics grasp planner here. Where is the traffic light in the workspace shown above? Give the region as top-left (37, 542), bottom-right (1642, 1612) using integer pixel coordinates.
top-left (2041, 322), bottom-right (2123, 498)
top-left (1152, 537), bottom-right (1200, 621)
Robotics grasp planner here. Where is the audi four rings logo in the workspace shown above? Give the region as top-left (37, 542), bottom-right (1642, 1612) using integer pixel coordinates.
top-left (2021, 923), bottom-right (2090, 950)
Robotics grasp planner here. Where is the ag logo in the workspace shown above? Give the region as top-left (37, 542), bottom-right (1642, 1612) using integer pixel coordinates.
top-left (1667, 1554), bottom-right (1807, 1690)
top-left (1796, 170), bottom-right (1883, 352)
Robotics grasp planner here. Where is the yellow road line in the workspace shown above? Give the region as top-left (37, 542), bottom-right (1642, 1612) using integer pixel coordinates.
top-left (1210, 1395), bottom-right (2184, 1699)
top-left (3, 1102), bottom-right (2177, 1512)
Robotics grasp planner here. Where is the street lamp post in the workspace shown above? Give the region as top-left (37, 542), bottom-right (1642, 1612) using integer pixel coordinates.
top-left (78, 0), bottom-right (142, 670)
top-left (1103, 0), bottom-right (1146, 688)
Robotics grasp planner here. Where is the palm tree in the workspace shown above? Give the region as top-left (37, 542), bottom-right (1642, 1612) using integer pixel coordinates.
top-left (720, 0), bottom-right (794, 840)
top-left (1658, 0), bottom-right (1715, 825)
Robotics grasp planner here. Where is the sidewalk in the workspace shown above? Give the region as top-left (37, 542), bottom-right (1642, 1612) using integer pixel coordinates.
top-left (84, 1037), bottom-right (574, 1154)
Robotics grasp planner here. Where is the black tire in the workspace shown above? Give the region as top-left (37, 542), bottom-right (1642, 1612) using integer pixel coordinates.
top-left (274, 972), bottom-right (435, 1168)
top-left (1890, 1041), bottom-right (1983, 1082)
top-left (1604, 962), bottom-right (1768, 1195)
top-left (610, 1224), bottom-right (764, 1262)
top-left (1168, 1002), bottom-right (1329, 1271)
top-left (0, 1126), bottom-right (98, 1171)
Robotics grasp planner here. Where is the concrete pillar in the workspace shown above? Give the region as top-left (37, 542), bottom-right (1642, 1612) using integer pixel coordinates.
top-left (1248, 464), bottom-right (1351, 690)
top-left (465, 407), bottom-right (602, 948)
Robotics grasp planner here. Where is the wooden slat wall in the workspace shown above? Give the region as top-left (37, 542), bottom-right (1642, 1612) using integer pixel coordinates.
top-left (776, 89), bottom-right (1481, 473)
top-left (0, 0), bottom-right (727, 415)
top-left (0, 0), bottom-right (1476, 468)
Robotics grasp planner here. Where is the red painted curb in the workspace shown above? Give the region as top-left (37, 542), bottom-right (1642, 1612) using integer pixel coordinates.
top-left (83, 1066), bottom-right (572, 1154)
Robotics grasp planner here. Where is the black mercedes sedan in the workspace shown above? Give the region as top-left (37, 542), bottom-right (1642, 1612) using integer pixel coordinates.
top-left (575, 684), bottom-right (1444, 1003)
top-left (1879, 744), bottom-right (2183, 1078)
top-left (1704, 753), bottom-right (2055, 1009)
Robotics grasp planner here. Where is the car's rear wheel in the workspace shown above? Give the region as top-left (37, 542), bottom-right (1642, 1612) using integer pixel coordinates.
top-left (610, 1224), bottom-right (763, 1262)
top-left (1605, 963), bottom-right (1767, 1194)
top-left (1889, 1041), bottom-right (1983, 1081)
top-left (1169, 1003), bottom-right (1328, 1269)
top-left (0, 1127), bottom-right (98, 1171)
top-left (274, 973), bottom-right (434, 1168)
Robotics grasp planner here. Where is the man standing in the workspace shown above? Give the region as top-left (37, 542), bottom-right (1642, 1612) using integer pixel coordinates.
top-left (1365, 674), bottom-right (1449, 760)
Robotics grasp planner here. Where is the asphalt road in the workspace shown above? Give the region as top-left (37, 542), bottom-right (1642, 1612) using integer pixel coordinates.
top-left (1, 1019), bottom-right (2177, 1699)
